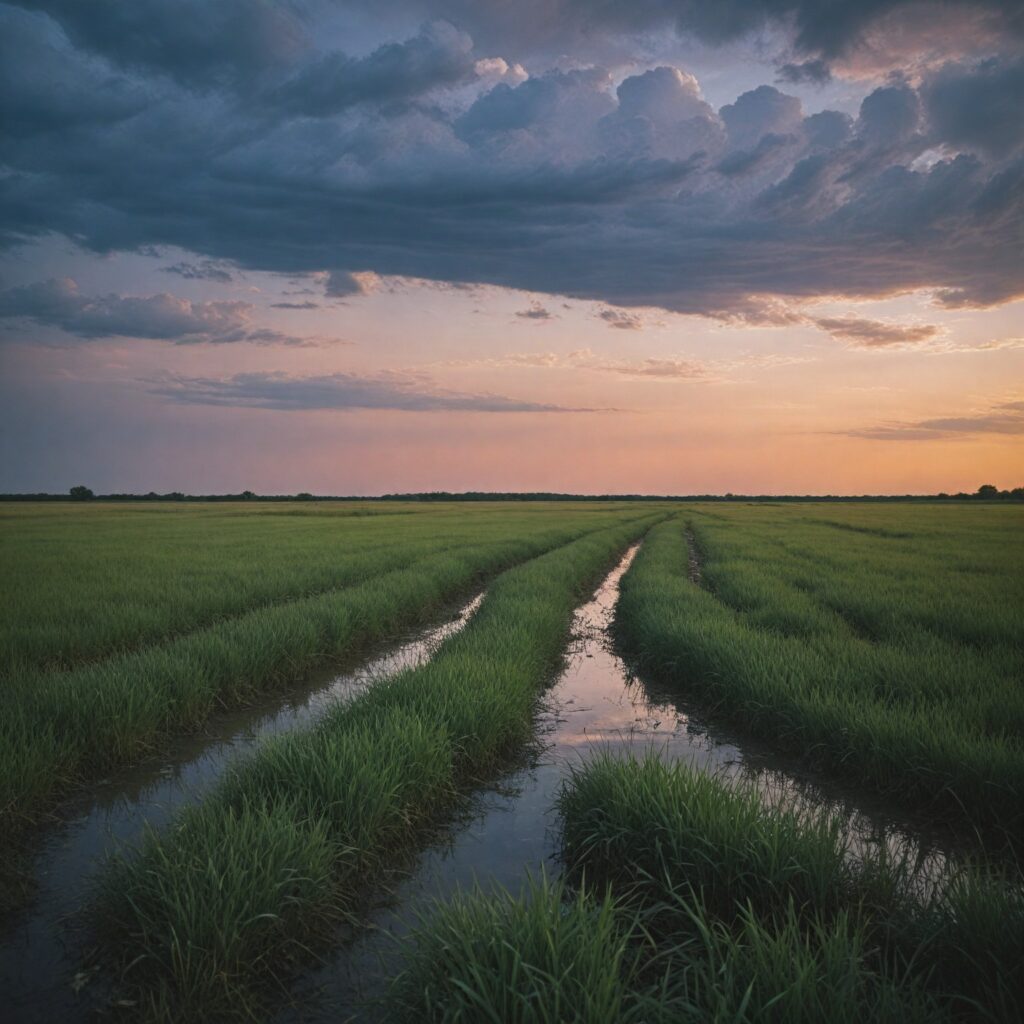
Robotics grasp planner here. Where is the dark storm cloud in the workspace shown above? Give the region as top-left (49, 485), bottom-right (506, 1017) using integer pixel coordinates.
top-left (0, 278), bottom-right (308, 345)
top-left (268, 21), bottom-right (475, 117)
top-left (847, 400), bottom-right (1024, 440)
top-left (146, 370), bottom-right (590, 413)
top-left (777, 59), bottom-right (832, 86)
top-left (2, 2), bottom-right (1023, 323)
top-left (339, 1), bottom-right (1021, 67)
top-left (921, 57), bottom-right (1024, 157)
top-left (9, 0), bottom-right (307, 87)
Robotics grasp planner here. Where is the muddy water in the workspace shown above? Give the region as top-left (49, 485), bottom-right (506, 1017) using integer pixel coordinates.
top-left (278, 544), bottom-right (954, 1023)
top-left (0, 593), bottom-right (483, 1023)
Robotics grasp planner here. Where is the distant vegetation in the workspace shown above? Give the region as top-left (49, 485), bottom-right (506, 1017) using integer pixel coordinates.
top-left (0, 483), bottom-right (1022, 502)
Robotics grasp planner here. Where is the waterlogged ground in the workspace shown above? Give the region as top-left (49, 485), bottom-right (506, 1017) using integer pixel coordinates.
top-left (0, 593), bottom-right (482, 1022)
top-left (276, 544), bottom-right (955, 1022)
top-left (3, 508), bottom-right (1011, 1021)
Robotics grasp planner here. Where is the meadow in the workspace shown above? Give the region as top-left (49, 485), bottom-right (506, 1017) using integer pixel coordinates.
top-left (1, 500), bottom-right (1022, 1021)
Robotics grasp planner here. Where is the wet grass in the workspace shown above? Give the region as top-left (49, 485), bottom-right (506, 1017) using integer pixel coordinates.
top-left (90, 515), bottom-right (663, 1020)
top-left (1, 505), bottom-right (646, 840)
top-left (615, 509), bottom-right (1024, 840)
top-left (385, 755), bottom-right (1022, 1022)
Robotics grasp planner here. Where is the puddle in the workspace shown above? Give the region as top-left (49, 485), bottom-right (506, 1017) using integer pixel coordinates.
top-left (280, 543), bottom-right (959, 1022)
top-left (0, 592), bottom-right (483, 1023)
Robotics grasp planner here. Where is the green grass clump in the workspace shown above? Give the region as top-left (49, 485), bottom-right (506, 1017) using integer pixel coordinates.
top-left (385, 754), bottom-right (1022, 1022)
top-left (558, 755), bottom-right (1024, 1020)
top-left (385, 875), bottom-right (940, 1024)
top-left (387, 876), bottom-right (656, 1024)
top-left (615, 510), bottom-right (1024, 839)
top-left (91, 515), bottom-right (663, 1019)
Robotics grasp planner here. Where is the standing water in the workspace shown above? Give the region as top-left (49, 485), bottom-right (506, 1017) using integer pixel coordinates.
top-left (278, 543), bottom-right (953, 1022)
top-left (0, 592), bottom-right (484, 1023)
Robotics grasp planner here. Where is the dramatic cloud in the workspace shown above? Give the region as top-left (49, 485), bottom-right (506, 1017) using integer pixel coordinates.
top-left (0, 278), bottom-right (307, 345)
top-left (1, 2), bottom-right (1022, 325)
top-left (847, 400), bottom-right (1024, 440)
top-left (331, 1), bottom-right (1020, 75)
top-left (267, 22), bottom-right (476, 117)
top-left (813, 316), bottom-right (941, 347)
top-left (146, 369), bottom-right (591, 413)
top-left (921, 57), bottom-right (1024, 157)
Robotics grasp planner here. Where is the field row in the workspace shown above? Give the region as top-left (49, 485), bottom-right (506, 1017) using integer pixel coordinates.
top-left (0, 506), bottom-right (654, 839)
top-left (390, 755), bottom-right (1024, 1022)
top-left (617, 513), bottom-right (1024, 841)
top-left (90, 515), bottom-right (663, 1018)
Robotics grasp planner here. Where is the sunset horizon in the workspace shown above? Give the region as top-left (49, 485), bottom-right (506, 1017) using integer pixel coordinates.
top-left (2, 0), bottom-right (1022, 495)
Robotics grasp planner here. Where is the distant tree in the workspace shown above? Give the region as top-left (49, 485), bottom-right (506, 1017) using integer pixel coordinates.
top-left (69, 485), bottom-right (94, 500)
top-left (241, 490), bottom-right (257, 500)
top-left (976, 484), bottom-right (999, 498)
top-left (295, 492), bottom-right (314, 500)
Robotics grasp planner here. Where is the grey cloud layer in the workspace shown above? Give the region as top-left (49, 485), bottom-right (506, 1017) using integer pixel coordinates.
top-left (147, 370), bottom-right (590, 412)
top-left (0, 278), bottom-right (307, 345)
top-left (847, 400), bottom-right (1024, 441)
top-left (2, 1), bottom-right (1023, 322)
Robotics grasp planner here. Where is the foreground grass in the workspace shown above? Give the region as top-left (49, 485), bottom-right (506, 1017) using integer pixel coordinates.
top-left (2, 507), bottom-right (647, 838)
top-left (387, 756), bottom-right (1023, 1022)
top-left (92, 515), bottom-right (662, 1020)
top-left (616, 511), bottom-right (1024, 840)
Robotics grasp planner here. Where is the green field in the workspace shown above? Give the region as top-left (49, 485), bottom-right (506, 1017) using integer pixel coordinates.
top-left (1, 500), bottom-right (1022, 1021)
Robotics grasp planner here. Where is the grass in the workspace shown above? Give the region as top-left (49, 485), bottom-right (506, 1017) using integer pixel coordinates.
top-left (384, 755), bottom-right (1023, 1021)
top-left (614, 508), bottom-right (1024, 840)
top-left (91, 513), bottom-right (664, 1019)
top-left (0, 502), bottom-right (638, 676)
top-left (557, 755), bottom-right (1023, 1020)
top-left (1, 503), bottom-right (652, 838)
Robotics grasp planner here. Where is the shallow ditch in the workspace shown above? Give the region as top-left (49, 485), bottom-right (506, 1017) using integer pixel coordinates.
top-left (274, 542), bottom-right (960, 1023)
top-left (0, 592), bottom-right (483, 1023)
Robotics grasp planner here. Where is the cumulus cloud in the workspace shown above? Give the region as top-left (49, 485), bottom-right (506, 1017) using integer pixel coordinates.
top-left (146, 369), bottom-right (593, 412)
top-left (846, 399), bottom-right (1024, 440)
top-left (812, 316), bottom-right (941, 347)
top-left (1, 4), bottom-right (1023, 323)
top-left (921, 57), bottom-right (1024, 157)
top-left (267, 22), bottom-right (476, 117)
top-left (10, 0), bottom-right (307, 88)
top-left (0, 278), bottom-right (308, 345)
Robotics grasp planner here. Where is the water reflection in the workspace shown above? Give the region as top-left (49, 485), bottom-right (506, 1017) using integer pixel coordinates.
top-left (0, 593), bottom-right (484, 1023)
top-left (286, 543), bottom-right (957, 1022)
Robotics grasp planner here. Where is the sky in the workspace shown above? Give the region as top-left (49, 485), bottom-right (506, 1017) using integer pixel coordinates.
top-left (1, 0), bottom-right (1022, 495)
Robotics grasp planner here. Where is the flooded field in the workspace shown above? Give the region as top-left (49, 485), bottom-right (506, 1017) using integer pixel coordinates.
top-left (1, 501), bottom-right (1021, 1021)
top-left (0, 594), bottom-right (482, 1021)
